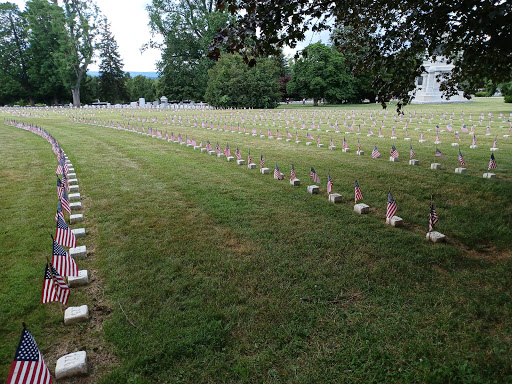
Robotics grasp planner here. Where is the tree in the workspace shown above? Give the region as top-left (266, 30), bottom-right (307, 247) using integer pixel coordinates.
top-left (127, 75), bottom-right (157, 102)
top-left (0, 3), bottom-right (34, 105)
top-left (60, 0), bottom-right (101, 107)
top-left (25, 0), bottom-right (69, 105)
top-left (146, 0), bottom-right (228, 101)
top-left (205, 53), bottom-right (280, 108)
top-left (210, 0), bottom-right (512, 109)
top-left (98, 19), bottom-right (128, 104)
top-left (287, 43), bottom-right (355, 106)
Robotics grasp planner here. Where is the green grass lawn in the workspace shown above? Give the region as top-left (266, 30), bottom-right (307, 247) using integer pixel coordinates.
top-left (1, 98), bottom-right (511, 383)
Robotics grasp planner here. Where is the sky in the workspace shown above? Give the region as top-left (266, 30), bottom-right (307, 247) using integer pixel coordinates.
top-left (11, 0), bottom-right (330, 73)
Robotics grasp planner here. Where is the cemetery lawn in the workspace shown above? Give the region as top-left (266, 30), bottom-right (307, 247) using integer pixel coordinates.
top-left (1, 98), bottom-right (511, 383)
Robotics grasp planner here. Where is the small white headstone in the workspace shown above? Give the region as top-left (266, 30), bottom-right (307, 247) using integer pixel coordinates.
top-left (470, 145), bottom-right (478, 149)
top-left (330, 146), bottom-right (337, 150)
top-left (69, 185), bottom-right (79, 193)
top-left (482, 173), bottom-right (496, 179)
top-left (260, 135), bottom-right (266, 138)
top-left (318, 143), bottom-right (324, 148)
top-left (342, 148), bottom-right (350, 152)
top-left (69, 193), bottom-right (81, 201)
top-left (201, 148), bottom-right (207, 152)
top-left (248, 163), bottom-right (257, 169)
top-left (64, 305), bottom-right (89, 325)
top-left (70, 202), bottom-right (82, 211)
top-left (426, 231), bottom-right (446, 243)
top-left (290, 178), bottom-right (300, 186)
top-left (261, 168), bottom-right (270, 174)
top-left (274, 172), bottom-right (284, 180)
top-left (71, 228), bottom-right (86, 238)
top-left (226, 156), bottom-right (235, 162)
top-left (306, 142), bottom-right (313, 146)
top-left (504, 134), bottom-right (510, 138)
top-left (68, 178), bottom-right (78, 185)
top-left (68, 270), bottom-right (88, 287)
top-left (418, 139), bottom-right (426, 143)
top-left (193, 146), bottom-right (200, 150)
top-left (295, 141), bottom-right (302, 144)
top-left (208, 151), bottom-right (216, 155)
top-left (307, 185), bottom-right (319, 194)
top-left (328, 193), bottom-right (342, 203)
top-left (66, 160), bottom-right (72, 165)
top-left (434, 141), bottom-right (442, 144)
top-left (356, 150), bottom-right (364, 156)
top-left (451, 143), bottom-right (459, 146)
top-left (386, 216), bottom-right (403, 227)
top-left (389, 157), bottom-right (399, 162)
top-left (286, 139), bottom-right (291, 142)
top-left (252, 134), bottom-right (258, 136)
top-left (180, 142), bottom-right (187, 146)
top-left (409, 159), bottom-right (419, 166)
top-left (217, 153), bottom-right (225, 158)
top-left (354, 203), bottom-right (370, 214)
top-left (404, 138), bottom-right (411, 141)
top-left (70, 246), bottom-right (87, 259)
top-left (490, 147), bottom-right (499, 151)
top-left (455, 167), bottom-right (467, 174)
top-left (69, 214), bottom-right (83, 224)
top-left (68, 167), bottom-right (75, 172)
top-left (55, 351), bottom-right (87, 379)
top-left (276, 137), bottom-right (282, 141)
top-left (236, 159), bottom-right (245, 165)
top-left (67, 172), bottom-right (77, 178)
top-left (431, 163), bottom-right (442, 170)
top-left (390, 136), bottom-right (397, 140)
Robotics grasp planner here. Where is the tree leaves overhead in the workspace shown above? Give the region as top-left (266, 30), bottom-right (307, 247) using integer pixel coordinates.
top-left (211, 0), bottom-right (512, 109)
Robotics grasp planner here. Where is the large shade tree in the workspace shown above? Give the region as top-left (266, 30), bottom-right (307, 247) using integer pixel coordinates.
top-left (210, 0), bottom-right (512, 109)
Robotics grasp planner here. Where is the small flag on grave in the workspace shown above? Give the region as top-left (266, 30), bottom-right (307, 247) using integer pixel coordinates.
top-left (5, 325), bottom-right (52, 384)
top-left (386, 190), bottom-right (397, 219)
top-left (310, 167), bottom-right (320, 183)
top-left (327, 172), bottom-right (333, 194)
top-left (429, 200), bottom-right (439, 232)
top-left (329, 138), bottom-right (334, 150)
top-left (410, 145), bottom-right (415, 159)
top-left (343, 137), bottom-right (348, 149)
top-left (488, 153), bottom-right (497, 170)
top-left (52, 240), bottom-right (78, 277)
top-left (224, 144), bottom-right (231, 157)
top-left (55, 215), bottom-right (76, 248)
top-left (260, 154), bottom-right (265, 168)
top-left (60, 189), bottom-right (71, 215)
top-left (371, 146), bottom-right (381, 158)
top-left (248, 150), bottom-right (252, 164)
top-left (57, 177), bottom-right (64, 199)
top-left (235, 147), bottom-right (242, 160)
top-left (274, 164), bottom-right (283, 180)
top-left (458, 150), bottom-right (466, 166)
top-left (42, 261), bottom-right (69, 305)
top-left (390, 145), bottom-right (399, 158)
top-left (435, 147), bottom-right (446, 159)
top-left (55, 201), bottom-right (65, 223)
top-left (355, 180), bottom-right (363, 203)
top-left (290, 164), bottom-right (296, 180)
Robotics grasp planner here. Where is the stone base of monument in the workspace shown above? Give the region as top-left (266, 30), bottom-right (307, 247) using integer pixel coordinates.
top-left (451, 143), bottom-right (459, 146)
top-left (290, 178), bottom-right (300, 186)
top-left (69, 193), bottom-right (80, 201)
top-left (307, 185), bottom-right (319, 194)
top-left (306, 142), bottom-right (313, 146)
top-left (483, 173), bottom-right (496, 179)
top-left (68, 178), bottom-right (78, 185)
top-left (68, 172), bottom-right (76, 178)
top-left (68, 270), bottom-right (88, 287)
top-left (70, 202), bottom-right (82, 211)
top-left (64, 305), bottom-right (89, 325)
top-left (386, 216), bottom-right (403, 227)
top-left (248, 163), bottom-right (257, 169)
top-left (295, 140), bottom-right (301, 144)
top-left (354, 203), bottom-right (370, 214)
top-left (261, 168), bottom-right (269, 175)
top-left (70, 246), bottom-right (87, 259)
top-left (431, 163), bottom-right (442, 170)
top-left (70, 214), bottom-right (83, 224)
top-left (201, 148), bottom-right (207, 152)
top-left (217, 153), bottom-right (225, 158)
top-left (426, 231), bottom-right (446, 243)
top-left (357, 150), bottom-right (364, 156)
top-left (470, 145), bottom-right (478, 149)
top-left (418, 139), bottom-right (426, 143)
top-left (490, 147), bottom-right (499, 151)
top-left (318, 143), bottom-right (324, 148)
top-left (226, 156), bottom-right (234, 162)
top-left (237, 159), bottom-right (245, 165)
top-left (409, 159), bottom-right (419, 166)
top-left (342, 148), bottom-right (350, 152)
top-left (71, 228), bottom-right (86, 238)
top-left (328, 193), bottom-right (342, 203)
top-left (55, 351), bottom-right (87, 380)
top-left (389, 157), bottom-right (399, 162)
top-left (69, 185), bottom-right (79, 193)
top-left (455, 167), bottom-right (467, 174)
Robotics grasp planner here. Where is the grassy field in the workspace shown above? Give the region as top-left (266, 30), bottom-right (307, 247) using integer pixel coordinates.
top-left (1, 98), bottom-right (511, 383)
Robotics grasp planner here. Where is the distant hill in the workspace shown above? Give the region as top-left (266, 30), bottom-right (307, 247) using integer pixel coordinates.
top-left (88, 71), bottom-right (159, 79)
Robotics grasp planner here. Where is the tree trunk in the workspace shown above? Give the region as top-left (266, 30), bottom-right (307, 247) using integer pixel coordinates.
top-left (29, 96), bottom-right (35, 107)
top-left (313, 98), bottom-right (318, 106)
top-left (53, 95), bottom-right (59, 106)
top-left (71, 87), bottom-right (80, 107)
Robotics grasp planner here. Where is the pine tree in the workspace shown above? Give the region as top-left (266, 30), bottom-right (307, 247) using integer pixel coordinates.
top-left (98, 20), bottom-right (127, 104)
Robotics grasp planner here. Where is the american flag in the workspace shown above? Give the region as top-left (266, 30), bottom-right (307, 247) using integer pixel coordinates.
top-left (488, 153), bottom-right (497, 170)
top-left (287, 130), bottom-right (292, 138)
top-left (329, 138), bottom-right (334, 150)
top-left (493, 136), bottom-right (498, 148)
top-left (276, 130), bottom-right (280, 138)
top-left (52, 240), bottom-right (78, 277)
top-left (296, 132), bottom-right (299, 141)
top-left (268, 128), bottom-right (272, 137)
top-left (6, 326), bottom-right (52, 384)
top-left (165, 131), bottom-right (169, 140)
top-left (458, 150), bottom-right (466, 166)
top-left (55, 159), bottom-right (64, 175)
top-left (60, 189), bottom-right (71, 215)
top-left (42, 262), bottom-right (69, 305)
top-left (343, 137), bottom-right (348, 149)
top-left (429, 201), bottom-right (439, 232)
top-left (55, 215), bottom-right (76, 248)
top-left (357, 140), bottom-right (361, 152)
top-left (191, 138), bottom-right (196, 146)
top-left (274, 164), bottom-right (283, 180)
top-left (206, 141), bottom-right (212, 151)
top-left (455, 131), bottom-right (460, 141)
top-left (55, 201), bottom-right (65, 223)
top-left (62, 173), bottom-right (69, 192)
top-left (235, 147), bottom-right (242, 160)
top-left (307, 133), bottom-right (313, 141)
top-left (290, 164), bottom-right (296, 180)
top-left (390, 145), bottom-right (399, 158)
top-left (57, 178), bottom-right (64, 199)
top-left (327, 172), bottom-right (333, 194)
top-left (420, 131), bottom-right (424, 140)
top-left (171, 132), bottom-right (175, 141)
top-left (410, 145), bottom-right (415, 159)
top-left (248, 150), bottom-right (252, 164)
top-left (354, 180), bottom-right (363, 203)
top-left (386, 190), bottom-right (397, 219)
top-left (215, 142), bottom-right (221, 154)
top-left (260, 154), bottom-right (265, 168)
top-left (199, 140), bottom-right (203, 148)
top-left (310, 167), bottom-right (320, 183)
top-left (472, 135), bottom-right (477, 145)
top-left (435, 147), bottom-right (446, 159)
top-left (371, 146), bottom-right (381, 158)
top-left (317, 136), bottom-right (321, 146)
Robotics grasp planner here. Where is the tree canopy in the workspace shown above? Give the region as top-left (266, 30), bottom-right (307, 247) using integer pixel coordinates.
top-left (210, 0), bottom-right (512, 109)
